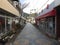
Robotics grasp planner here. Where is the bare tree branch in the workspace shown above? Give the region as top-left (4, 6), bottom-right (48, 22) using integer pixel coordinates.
top-left (22, 2), bottom-right (29, 9)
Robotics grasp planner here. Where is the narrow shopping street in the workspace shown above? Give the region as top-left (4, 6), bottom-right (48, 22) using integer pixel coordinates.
top-left (0, 0), bottom-right (60, 45)
top-left (9, 23), bottom-right (58, 45)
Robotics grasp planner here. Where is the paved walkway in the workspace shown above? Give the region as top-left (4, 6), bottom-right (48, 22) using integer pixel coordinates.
top-left (12, 23), bottom-right (58, 45)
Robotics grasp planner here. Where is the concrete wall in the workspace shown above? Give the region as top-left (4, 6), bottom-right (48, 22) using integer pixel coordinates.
top-left (0, 0), bottom-right (20, 16)
top-left (38, 1), bottom-right (55, 16)
top-left (38, 0), bottom-right (60, 17)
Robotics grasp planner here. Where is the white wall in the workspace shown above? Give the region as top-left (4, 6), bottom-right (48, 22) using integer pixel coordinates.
top-left (38, 0), bottom-right (60, 17)
top-left (38, 1), bottom-right (55, 16)
top-left (55, 0), bottom-right (60, 7)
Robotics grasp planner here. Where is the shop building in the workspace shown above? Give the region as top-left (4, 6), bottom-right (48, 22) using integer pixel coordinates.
top-left (35, 0), bottom-right (60, 39)
top-left (0, 0), bottom-right (20, 34)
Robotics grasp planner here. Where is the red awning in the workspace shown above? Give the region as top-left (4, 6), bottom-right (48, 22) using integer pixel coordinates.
top-left (37, 9), bottom-right (56, 19)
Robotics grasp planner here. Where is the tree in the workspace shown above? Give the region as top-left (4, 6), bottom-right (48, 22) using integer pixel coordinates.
top-left (19, 2), bottom-right (29, 23)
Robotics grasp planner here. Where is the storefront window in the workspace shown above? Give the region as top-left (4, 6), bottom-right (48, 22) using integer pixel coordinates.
top-left (0, 17), bottom-right (5, 34)
top-left (6, 18), bottom-right (10, 31)
top-left (39, 19), bottom-right (46, 31)
top-left (47, 17), bottom-right (55, 35)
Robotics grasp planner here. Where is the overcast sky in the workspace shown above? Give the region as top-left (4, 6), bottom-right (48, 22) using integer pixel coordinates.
top-left (19, 0), bottom-right (54, 14)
